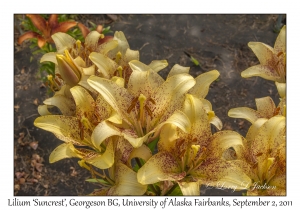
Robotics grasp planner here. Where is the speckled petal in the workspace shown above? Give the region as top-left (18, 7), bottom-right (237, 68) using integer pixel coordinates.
top-left (137, 152), bottom-right (185, 185)
top-left (241, 65), bottom-right (281, 81)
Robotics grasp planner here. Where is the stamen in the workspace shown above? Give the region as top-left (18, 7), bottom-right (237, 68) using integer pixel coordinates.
top-left (117, 66), bottom-right (123, 77)
top-left (76, 40), bottom-right (81, 51)
top-left (115, 51), bottom-right (122, 64)
top-left (127, 97), bottom-right (138, 113)
top-left (138, 94), bottom-right (147, 123)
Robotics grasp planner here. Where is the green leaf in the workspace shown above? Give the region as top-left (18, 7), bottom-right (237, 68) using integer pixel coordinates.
top-left (168, 184), bottom-right (183, 196)
top-left (147, 137), bottom-right (159, 153)
top-left (85, 178), bottom-right (110, 185)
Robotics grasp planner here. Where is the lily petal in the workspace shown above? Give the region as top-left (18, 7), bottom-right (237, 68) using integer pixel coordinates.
top-left (108, 162), bottom-right (147, 195)
top-left (87, 76), bottom-right (134, 118)
top-left (148, 60), bottom-right (168, 73)
top-left (49, 143), bottom-right (80, 163)
top-left (40, 52), bottom-right (58, 64)
top-left (167, 64), bottom-right (190, 78)
top-left (228, 107), bottom-right (260, 124)
top-left (152, 73), bottom-right (195, 119)
top-left (275, 82), bottom-right (286, 98)
top-left (274, 25), bottom-right (286, 53)
top-left (137, 152), bottom-right (185, 185)
top-left (248, 42), bottom-right (275, 65)
top-left (241, 65), bottom-right (281, 81)
top-left (178, 182), bottom-right (200, 196)
top-left (52, 32), bottom-right (76, 53)
top-left (188, 70), bottom-right (220, 98)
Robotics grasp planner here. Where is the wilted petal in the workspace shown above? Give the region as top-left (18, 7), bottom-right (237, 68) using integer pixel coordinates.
top-left (49, 143), bottom-right (80, 163)
top-left (188, 70), bottom-right (220, 98)
top-left (108, 162), bottom-right (147, 195)
top-left (178, 182), bottom-right (200, 196)
top-left (137, 152), bottom-right (185, 185)
top-left (228, 107), bottom-right (260, 124)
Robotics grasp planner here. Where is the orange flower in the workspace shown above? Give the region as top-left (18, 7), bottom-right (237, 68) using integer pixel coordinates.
top-left (18, 14), bottom-right (77, 48)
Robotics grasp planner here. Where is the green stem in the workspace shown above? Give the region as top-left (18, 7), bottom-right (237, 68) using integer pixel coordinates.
top-left (165, 182), bottom-right (179, 196)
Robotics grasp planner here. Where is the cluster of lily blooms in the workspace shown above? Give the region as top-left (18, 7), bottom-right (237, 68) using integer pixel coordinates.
top-left (33, 25), bottom-right (286, 196)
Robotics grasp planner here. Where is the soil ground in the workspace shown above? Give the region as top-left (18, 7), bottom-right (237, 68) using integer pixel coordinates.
top-left (13, 14), bottom-right (285, 196)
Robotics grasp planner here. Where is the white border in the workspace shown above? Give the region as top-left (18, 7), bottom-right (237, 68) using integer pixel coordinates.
top-left (4, 1), bottom-right (299, 209)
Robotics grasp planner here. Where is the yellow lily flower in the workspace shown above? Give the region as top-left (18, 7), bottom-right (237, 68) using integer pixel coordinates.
top-left (87, 60), bottom-right (196, 148)
top-left (34, 85), bottom-right (117, 169)
top-left (228, 96), bottom-right (286, 124)
top-left (230, 115), bottom-right (286, 195)
top-left (241, 25), bottom-right (286, 83)
top-left (88, 138), bottom-right (151, 195)
top-left (137, 94), bottom-right (251, 195)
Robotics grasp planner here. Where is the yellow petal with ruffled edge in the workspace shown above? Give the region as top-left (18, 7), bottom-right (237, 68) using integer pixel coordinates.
top-left (108, 162), bottom-right (147, 195)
